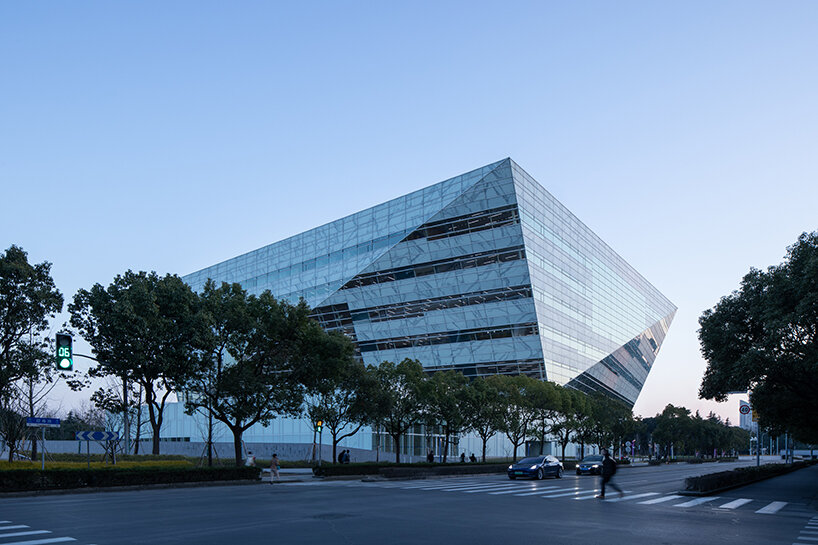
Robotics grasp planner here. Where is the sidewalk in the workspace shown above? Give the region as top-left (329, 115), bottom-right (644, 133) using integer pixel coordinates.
top-left (262, 467), bottom-right (312, 483)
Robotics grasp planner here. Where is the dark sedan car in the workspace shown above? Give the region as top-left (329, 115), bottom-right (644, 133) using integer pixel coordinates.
top-left (507, 455), bottom-right (564, 480)
top-left (576, 455), bottom-right (604, 475)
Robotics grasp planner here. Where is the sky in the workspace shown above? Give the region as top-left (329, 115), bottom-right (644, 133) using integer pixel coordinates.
top-left (2, 1), bottom-right (817, 423)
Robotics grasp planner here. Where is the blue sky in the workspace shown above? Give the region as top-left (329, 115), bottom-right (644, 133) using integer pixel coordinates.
top-left (2, 1), bottom-right (817, 421)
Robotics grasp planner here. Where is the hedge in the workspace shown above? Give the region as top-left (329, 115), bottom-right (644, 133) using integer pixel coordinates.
top-left (684, 461), bottom-right (814, 493)
top-left (0, 466), bottom-right (261, 492)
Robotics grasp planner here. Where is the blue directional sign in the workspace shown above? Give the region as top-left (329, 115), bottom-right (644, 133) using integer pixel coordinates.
top-left (75, 431), bottom-right (119, 441)
top-left (26, 417), bottom-right (61, 428)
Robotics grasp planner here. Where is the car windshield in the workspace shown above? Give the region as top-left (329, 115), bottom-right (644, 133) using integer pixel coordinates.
top-left (517, 457), bottom-right (544, 465)
top-left (581, 456), bottom-right (603, 463)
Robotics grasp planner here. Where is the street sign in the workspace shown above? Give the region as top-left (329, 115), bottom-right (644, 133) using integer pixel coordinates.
top-left (75, 431), bottom-right (119, 441)
top-left (739, 404), bottom-right (751, 415)
top-left (26, 417), bottom-right (60, 428)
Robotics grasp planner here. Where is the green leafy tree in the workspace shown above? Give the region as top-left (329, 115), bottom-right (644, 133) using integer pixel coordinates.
top-left (371, 359), bottom-right (426, 463)
top-left (70, 271), bottom-right (205, 455)
top-left (184, 285), bottom-right (324, 466)
top-left (463, 376), bottom-right (502, 462)
top-left (546, 386), bottom-right (586, 461)
top-left (0, 245), bottom-right (63, 400)
top-left (425, 370), bottom-right (470, 463)
top-left (492, 375), bottom-right (540, 462)
top-left (303, 331), bottom-right (368, 464)
top-left (699, 231), bottom-right (818, 443)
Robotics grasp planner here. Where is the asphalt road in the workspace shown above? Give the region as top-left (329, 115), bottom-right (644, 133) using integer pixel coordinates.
top-left (1, 461), bottom-right (816, 545)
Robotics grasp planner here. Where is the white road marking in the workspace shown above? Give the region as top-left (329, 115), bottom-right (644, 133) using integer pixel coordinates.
top-left (674, 497), bottom-right (720, 507)
top-left (638, 495), bottom-right (683, 505)
top-left (436, 483), bottom-right (519, 492)
top-left (489, 486), bottom-right (559, 495)
top-left (0, 532), bottom-right (51, 539)
top-left (514, 486), bottom-right (574, 496)
top-left (0, 538), bottom-right (75, 545)
top-left (755, 501), bottom-right (787, 514)
top-left (718, 498), bottom-right (753, 509)
top-left (794, 537), bottom-right (818, 542)
top-left (462, 484), bottom-right (522, 493)
top-left (0, 527), bottom-right (31, 531)
top-left (604, 492), bottom-right (659, 502)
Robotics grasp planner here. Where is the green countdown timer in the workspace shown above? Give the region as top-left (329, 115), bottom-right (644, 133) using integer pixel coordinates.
top-left (56, 333), bottom-right (73, 371)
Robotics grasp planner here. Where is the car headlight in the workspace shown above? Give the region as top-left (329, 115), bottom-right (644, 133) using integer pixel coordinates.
top-left (530, 465), bottom-right (538, 470)
top-left (508, 465), bottom-right (513, 470)
top-left (592, 464), bottom-right (600, 468)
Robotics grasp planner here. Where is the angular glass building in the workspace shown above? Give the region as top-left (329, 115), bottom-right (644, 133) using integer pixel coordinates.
top-left (184, 158), bottom-right (676, 407)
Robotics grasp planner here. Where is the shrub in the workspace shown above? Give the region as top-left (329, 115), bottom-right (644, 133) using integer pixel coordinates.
top-left (684, 462), bottom-right (809, 493)
top-left (647, 459), bottom-right (661, 466)
top-left (0, 466), bottom-right (260, 492)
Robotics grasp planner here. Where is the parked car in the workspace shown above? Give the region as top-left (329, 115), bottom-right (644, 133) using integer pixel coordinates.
top-left (508, 455), bottom-right (564, 480)
top-left (576, 455), bottom-right (604, 475)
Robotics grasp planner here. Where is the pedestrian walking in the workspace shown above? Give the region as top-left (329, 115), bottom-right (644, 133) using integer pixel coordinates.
top-left (270, 453), bottom-right (281, 484)
top-left (460, 452), bottom-right (466, 463)
top-left (342, 450), bottom-right (350, 464)
top-left (469, 453), bottom-right (477, 463)
top-left (596, 449), bottom-right (623, 499)
top-left (245, 451), bottom-right (256, 467)
top-left (426, 450), bottom-right (434, 463)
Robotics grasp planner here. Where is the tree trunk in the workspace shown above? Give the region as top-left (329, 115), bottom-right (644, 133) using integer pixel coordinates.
top-left (481, 437), bottom-right (487, 463)
top-left (560, 440), bottom-right (567, 462)
top-left (443, 429), bottom-right (450, 463)
top-left (30, 432), bottom-right (38, 460)
top-left (332, 432), bottom-right (339, 464)
top-left (232, 426), bottom-right (243, 467)
top-left (207, 410), bottom-right (213, 467)
top-left (393, 434), bottom-right (400, 463)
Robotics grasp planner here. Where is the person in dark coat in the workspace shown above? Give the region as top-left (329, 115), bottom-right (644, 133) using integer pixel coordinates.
top-left (596, 449), bottom-right (623, 499)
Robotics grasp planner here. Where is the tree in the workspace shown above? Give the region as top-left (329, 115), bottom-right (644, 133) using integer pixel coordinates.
top-left (70, 271), bottom-right (205, 455)
top-left (463, 377), bottom-right (502, 462)
top-left (527, 380), bottom-right (561, 456)
top-left (492, 375), bottom-right (539, 462)
top-left (425, 370), bottom-right (470, 463)
top-left (699, 232), bottom-right (818, 443)
top-left (546, 386), bottom-right (586, 462)
top-left (0, 245), bottom-right (63, 400)
top-left (14, 333), bottom-right (58, 459)
top-left (184, 286), bottom-right (322, 466)
top-left (371, 359), bottom-right (426, 463)
top-left (302, 330), bottom-right (368, 464)
top-left (651, 404), bottom-right (692, 458)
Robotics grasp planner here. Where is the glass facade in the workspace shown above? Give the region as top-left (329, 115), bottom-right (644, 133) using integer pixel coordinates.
top-left (184, 158), bottom-right (675, 408)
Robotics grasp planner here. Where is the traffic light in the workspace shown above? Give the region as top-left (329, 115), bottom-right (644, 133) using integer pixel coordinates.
top-left (56, 333), bottom-right (73, 371)
top-left (315, 420), bottom-right (323, 433)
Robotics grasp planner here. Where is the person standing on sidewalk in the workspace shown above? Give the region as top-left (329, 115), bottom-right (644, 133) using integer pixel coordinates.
top-left (596, 449), bottom-right (623, 499)
top-left (270, 453), bottom-right (281, 484)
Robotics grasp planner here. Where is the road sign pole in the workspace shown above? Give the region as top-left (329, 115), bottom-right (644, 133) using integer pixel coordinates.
top-left (87, 440), bottom-right (90, 469)
top-left (41, 427), bottom-right (45, 471)
top-left (318, 428), bottom-right (323, 468)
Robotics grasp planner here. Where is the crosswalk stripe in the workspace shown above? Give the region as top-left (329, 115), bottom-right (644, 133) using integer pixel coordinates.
top-left (0, 539), bottom-right (75, 545)
top-left (437, 483), bottom-right (518, 492)
top-left (675, 497), bottom-right (720, 507)
top-left (604, 492), bottom-right (659, 503)
top-left (416, 481), bottom-right (496, 490)
top-left (0, 527), bottom-right (31, 532)
top-left (573, 493), bottom-right (602, 501)
top-left (462, 484), bottom-right (522, 494)
top-left (795, 537), bottom-right (818, 542)
top-left (800, 531), bottom-right (818, 535)
top-left (514, 486), bottom-right (574, 497)
top-left (489, 486), bottom-right (559, 495)
top-left (719, 499), bottom-right (753, 509)
top-left (756, 501), bottom-right (787, 514)
top-left (0, 532), bottom-right (51, 539)
top-left (542, 488), bottom-right (614, 499)
top-left (638, 495), bottom-right (682, 505)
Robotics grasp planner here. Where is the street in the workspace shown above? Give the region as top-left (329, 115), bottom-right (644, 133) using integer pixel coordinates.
top-left (1, 462), bottom-right (816, 544)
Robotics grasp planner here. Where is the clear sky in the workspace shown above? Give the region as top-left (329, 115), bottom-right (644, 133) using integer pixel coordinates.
top-left (2, 1), bottom-right (817, 422)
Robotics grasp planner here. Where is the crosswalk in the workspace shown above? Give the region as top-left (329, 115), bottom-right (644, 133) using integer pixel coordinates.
top-left (0, 520), bottom-right (79, 544)
top-left (295, 477), bottom-right (801, 516)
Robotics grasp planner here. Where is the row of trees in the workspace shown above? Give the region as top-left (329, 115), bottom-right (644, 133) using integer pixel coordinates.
top-left (0, 244), bottom-right (751, 466)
